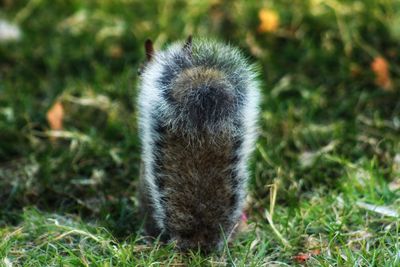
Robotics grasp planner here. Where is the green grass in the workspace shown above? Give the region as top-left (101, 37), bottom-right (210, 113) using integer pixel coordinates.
top-left (1, 0), bottom-right (400, 266)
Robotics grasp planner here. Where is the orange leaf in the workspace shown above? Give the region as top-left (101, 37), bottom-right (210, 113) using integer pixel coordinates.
top-left (293, 250), bottom-right (320, 263)
top-left (258, 8), bottom-right (279, 33)
top-left (371, 56), bottom-right (393, 91)
top-left (293, 253), bottom-right (310, 263)
top-left (47, 101), bottom-right (64, 130)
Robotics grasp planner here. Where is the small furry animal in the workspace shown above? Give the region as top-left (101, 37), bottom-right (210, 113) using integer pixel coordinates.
top-left (137, 36), bottom-right (260, 252)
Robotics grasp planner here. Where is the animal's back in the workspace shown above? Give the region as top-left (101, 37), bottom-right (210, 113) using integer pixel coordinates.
top-left (158, 129), bottom-right (239, 250)
top-left (137, 37), bottom-right (260, 252)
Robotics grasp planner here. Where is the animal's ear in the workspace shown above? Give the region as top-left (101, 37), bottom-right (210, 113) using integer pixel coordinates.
top-left (145, 39), bottom-right (154, 62)
top-left (183, 35), bottom-right (192, 57)
top-left (183, 35), bottom-right (192, 50)
top-left (138, 39), bottom-right (154, 76)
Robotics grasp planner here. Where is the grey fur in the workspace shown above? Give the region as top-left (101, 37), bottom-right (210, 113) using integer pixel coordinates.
top-left (137, 38), bottom-right (260, 252)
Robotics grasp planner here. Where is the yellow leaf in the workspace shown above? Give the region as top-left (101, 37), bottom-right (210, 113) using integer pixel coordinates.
top-left (371, 56), bottom-right (393, 91)
top-left (47, 101), bottom-right (64, 130)
top-left (258, 8), bottom-right (279, 33)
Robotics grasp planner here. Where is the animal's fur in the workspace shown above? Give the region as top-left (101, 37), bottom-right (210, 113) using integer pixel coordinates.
top-left (137, 38), bottom-right (260, 252)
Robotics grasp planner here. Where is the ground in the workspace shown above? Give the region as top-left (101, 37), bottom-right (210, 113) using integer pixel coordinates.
top-left (0, 0), bottom-right (399, 266)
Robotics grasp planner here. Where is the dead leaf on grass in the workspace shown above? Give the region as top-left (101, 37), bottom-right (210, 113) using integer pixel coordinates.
top-left (47, 101), bottom-right (64, 131)
top-left (258, 8), bottom-right (279, 33)
top-left (293, 250), bottom-right (320, 263)
top-left (371, 56), bottom-right (393, 91)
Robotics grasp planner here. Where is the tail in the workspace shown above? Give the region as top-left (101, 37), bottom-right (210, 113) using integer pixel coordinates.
top-left (146, 37), bottom-right (255, 134)
top-left (170, 66), bottom-right (237, 130)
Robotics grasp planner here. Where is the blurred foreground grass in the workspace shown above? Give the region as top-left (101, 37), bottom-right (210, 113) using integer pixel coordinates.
top-left (0, 0), bottom-right (399, 265)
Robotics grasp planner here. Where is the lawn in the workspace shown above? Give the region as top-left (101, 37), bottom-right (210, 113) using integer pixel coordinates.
top-left (0, 0), bottom-right (399, 266)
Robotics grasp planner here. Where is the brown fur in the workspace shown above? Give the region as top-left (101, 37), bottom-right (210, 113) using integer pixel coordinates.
top-left (169, 67), bottom-right (237, 133)
top-left (156, 129), bottom-right (239, 251)
top-left (138, 38), bottom-right (259, 253)
top-left (171, 67), bottom-right (231, 104)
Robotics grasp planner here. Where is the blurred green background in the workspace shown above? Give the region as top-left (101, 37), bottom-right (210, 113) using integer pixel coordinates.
top-left (0, 0), bottom-right (399, 265)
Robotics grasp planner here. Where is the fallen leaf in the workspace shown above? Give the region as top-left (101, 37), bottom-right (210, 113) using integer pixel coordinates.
top-left (293, 253), bottom-right (310, 263)
top-left (371, 56), bottom-right (393, 91)
top-left (258, 8), bottom-right (279, 33)
top-left (46, 101), bottom-right (64, 130)
top-left (293, 250), bottom-right (320, 263)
